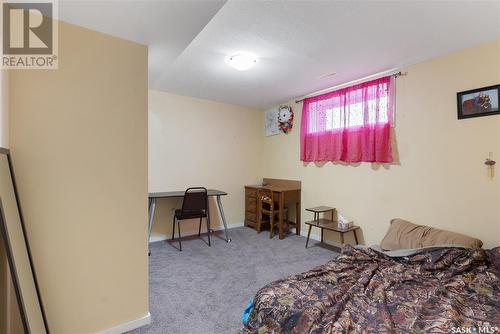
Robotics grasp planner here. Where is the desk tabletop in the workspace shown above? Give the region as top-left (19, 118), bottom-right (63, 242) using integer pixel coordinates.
top-left (245, 184), bottom-right (301, 192)
top-left (149, 189), bottom-right (227, 198)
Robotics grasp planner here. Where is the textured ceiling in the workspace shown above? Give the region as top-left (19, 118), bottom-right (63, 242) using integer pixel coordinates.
top-left (60, 0), bottom-right (500, 109)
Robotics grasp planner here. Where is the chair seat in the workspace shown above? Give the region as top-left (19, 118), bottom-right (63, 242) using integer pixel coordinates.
top-left (261, 202), bottom-right (289, 210)
top-left (175, 209), bottom-right (207, 220)
top-left (261, 207), bottom-right (288, 215)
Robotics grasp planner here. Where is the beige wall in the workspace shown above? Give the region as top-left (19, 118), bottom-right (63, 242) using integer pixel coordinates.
top-left (8, 21), bottom-right (149, 334)
top-left (262, 40), bottom-right (500, 249)
top-left (148, 90), bottom-right (262, 238)
top-left (0, 70), bottom-right (7, 147)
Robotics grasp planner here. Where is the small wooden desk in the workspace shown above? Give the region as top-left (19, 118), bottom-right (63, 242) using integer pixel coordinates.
top-left (244, 178), bottom-right (301, 239)
top-left (148, 189), bottom-right (230, 254)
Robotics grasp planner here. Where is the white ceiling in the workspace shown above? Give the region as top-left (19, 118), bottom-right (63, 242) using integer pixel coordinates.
top-left (60, 0), bottom-right (500, 109)
top-left (59, 0), bottom-right (226, 85)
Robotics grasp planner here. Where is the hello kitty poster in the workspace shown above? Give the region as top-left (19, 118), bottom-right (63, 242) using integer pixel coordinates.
top-left (265, 105), bottom-right (294, 136)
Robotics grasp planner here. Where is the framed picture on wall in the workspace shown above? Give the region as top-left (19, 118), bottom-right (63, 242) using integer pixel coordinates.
top-left (457, 84), bottom-right (500, 119)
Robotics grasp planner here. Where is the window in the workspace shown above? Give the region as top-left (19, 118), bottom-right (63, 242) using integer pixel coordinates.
top-left (300, 76), bottom-right (394, 163)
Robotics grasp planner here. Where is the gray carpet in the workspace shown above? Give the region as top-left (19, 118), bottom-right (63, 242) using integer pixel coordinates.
top-left (128, 226), bottom-right (338, 334)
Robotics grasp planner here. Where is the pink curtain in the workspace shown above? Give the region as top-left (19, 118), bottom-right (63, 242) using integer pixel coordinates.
top-left (300, 76), bottom-right (394, 163)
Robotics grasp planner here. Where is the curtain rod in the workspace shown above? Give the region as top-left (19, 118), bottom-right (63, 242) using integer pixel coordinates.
top-left (294, 69), bottom-right (407, 104)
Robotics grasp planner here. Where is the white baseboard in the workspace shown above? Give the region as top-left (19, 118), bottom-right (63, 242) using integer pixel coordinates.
top-left (149, 233), bottom-right (168, 243)
top-left (226, 222), bottom-right (244, 229)
top-left (97, 313), bottom-right (151, 334)
top-left (149, 222), bottom-right (244, 243)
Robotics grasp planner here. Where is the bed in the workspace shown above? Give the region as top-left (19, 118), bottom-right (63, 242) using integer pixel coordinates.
top-left (240, 220), bottom-right (500, 334)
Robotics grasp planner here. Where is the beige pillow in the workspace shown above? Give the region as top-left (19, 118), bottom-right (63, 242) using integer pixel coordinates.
top-left (380, 218), bottom-right (482, 251)
top-left (380, 219), bottom-right (428, 250)
top-left (422, 227), bottom-right (483, 248)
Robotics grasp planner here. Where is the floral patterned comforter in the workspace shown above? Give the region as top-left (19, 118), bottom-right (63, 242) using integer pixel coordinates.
top-left (241, 245), bottom-right (500, 334)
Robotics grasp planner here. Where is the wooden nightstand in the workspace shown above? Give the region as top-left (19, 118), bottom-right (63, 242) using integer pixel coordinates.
top-left (305, 206), bottom-right (359, 248)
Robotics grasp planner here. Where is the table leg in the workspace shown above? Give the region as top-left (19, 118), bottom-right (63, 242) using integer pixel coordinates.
top-left (340, 232), bottom-right (344, 245)
top-left (353, 230), bottom-right (359, 245)
top-left (305, 224), bottom-right (312, 248)
top-left (148, 198), bottom-right (157, 256)
top-left (321, 228), bottom-right (324, 243)
top-left (216, 195), bottom-right (231, 242)
top-left (278, 192), bottom-right (284, 239)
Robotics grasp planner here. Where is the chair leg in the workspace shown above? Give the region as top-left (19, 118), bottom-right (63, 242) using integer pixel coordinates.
top-left (257, 213), bottom-right (262, 233)
top-left (286, 211), bottom-right (289, 232)
top-left (198, 217), bottom-right (202, 236)
top-left (269, 214), bottom-right (274, 239)
top-left (177, 219), bottom-right (182, 251)
top-left (172, 216), bottom-right (176, 241)
top-left (206, 216), bottom-right (211, 247)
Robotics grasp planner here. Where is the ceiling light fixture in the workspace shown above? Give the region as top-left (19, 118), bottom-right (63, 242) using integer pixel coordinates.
top-left (226, 52), bottom-right (257, 71)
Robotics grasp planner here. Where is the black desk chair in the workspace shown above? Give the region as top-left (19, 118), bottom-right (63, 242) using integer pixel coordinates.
top-left (172, 187), bottom-right (211, 251)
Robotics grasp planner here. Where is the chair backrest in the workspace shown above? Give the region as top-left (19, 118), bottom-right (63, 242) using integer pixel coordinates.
top-left (181, 187), bottom-right (208, 214)
top-left (258, 188), bottom-right (274, 209)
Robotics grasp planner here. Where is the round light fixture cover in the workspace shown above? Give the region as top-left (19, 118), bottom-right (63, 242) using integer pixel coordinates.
top-left (226, 53), bottom-right (257, 71)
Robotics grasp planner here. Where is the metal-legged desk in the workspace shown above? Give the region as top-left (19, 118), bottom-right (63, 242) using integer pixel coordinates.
top-left (148, 189), bottom-right (231, 254)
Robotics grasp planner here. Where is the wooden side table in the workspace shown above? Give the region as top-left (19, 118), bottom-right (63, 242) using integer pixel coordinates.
top-left (305, 206), bottom-right (360, 248)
